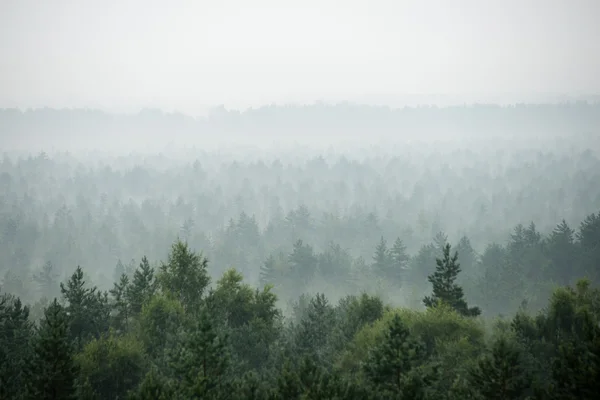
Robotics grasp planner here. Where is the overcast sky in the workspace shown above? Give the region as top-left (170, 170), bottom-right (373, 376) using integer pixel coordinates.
top-left (1, 0), bottom-right (598, 115)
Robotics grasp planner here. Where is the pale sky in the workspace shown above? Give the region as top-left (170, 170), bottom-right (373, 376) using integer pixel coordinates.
top-left (1, 0), bottom-right (599, 115)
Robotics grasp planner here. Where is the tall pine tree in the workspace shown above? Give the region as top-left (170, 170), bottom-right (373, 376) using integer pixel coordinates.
top-left (372, 236), bottom-right (391, 279)
top-left (423, 243), bottom-right (481, 317)
top-left (390, 237), bottom-right (410, 285)
top-left (32, 299), bottom-right (77, 400)
top-left (126, 256), bottom-right (157, 315)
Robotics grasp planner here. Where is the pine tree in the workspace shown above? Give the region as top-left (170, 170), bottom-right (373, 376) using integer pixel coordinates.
top-left (0, 292), bottom-right (34, 400)
top-left (126, 256), bottom-right (157, 315)
top-left (468, 336), bottom-right (530, 400)
top-left (363, 313), bottom-right (427, 394)
top-left (423, 243), bottom-right (481, 317)
top-left (128, 366), bottom-right (175, 400)
top-left (547, 220), bottom-right (577, 285)
top-left (295, 293), bottom-right (336, 365)
top-left (109, 273), bottom-right (130, 331)
top-left (60, 266), bottom-right (110, 350)
top-left (287, 240), bottom-right (317, 296)
top-left (433, 231), bottom-right (448, 253)
top-left (158, 240), bottom-right (211, 312)
top-left (33, 261), bottom-right (60, 299)
top-left (259, 254), bottom-right (278, 288)
top-left (32, 299), bottom-right (77, 400)
top-left (372, 236), bottom-right (391, 278)
top-left (170, 307), bottom-right (230, 398)
top-left (390, 237), bottom-right (410, 285)
top-left (113, 259), bottom-right (126, 283)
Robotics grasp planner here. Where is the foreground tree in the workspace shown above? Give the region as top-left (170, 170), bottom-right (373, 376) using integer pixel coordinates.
top-left (158, 240), bottom-right (210, 312)
top-left (468, 336), bottom-right (530, 400)
top-left (32, 299), bottom-right (77, 400)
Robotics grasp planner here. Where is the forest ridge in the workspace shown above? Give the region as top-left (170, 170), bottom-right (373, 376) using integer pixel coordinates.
top-left (2, 102), bottom-right (600, 151)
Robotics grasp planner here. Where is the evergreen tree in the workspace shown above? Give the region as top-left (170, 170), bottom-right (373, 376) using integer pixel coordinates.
top-left (288, 240), bottom-right (318, 295)
top-left (364, 313), bottom-right (427, 395)
top-left (259, 254), bottom-right (278, 288)
top-left (113, 259), bottom-right (126, 284)
top-left (455, 236), bottom-right (478, 276)
top-left (158, 240), bottom-right (211, 312)
top-left (128, 366), bottom-right (175, 400)
top-left (433, 231), bottom-right (448, 253)
top-left (109, 273), bottom-right (130, 331)
top-left (468, 336), bottom-right (530, 400)
top-left (76, 332), bottom-right (146, 399)
top-left (423, 243), bottom-right (481, 317)
top-left (372, 236), bottom-right (391, 278)
top-left (390, 237), bottom-right (410, 285)
top-left (126, 256), bottom-right (157, 315)
top-left (32, 299), bottom-right (77, 400)
top-left (60, 266), bottom-right (110, 350)
top-left (170, 307), bottom-right (230, 398)
top-left (33, 261), bottom-right (60, 299)
top-left (295, 293), bottom-right (336, 365)
top-left (547, 220), bottom-right (577, 285)
top-left (0, 292), bottom-right (34, 400)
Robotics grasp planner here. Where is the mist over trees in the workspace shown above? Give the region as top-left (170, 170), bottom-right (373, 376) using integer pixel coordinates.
top-left (1, 103), bottom-right (600, 398)
top-left (2, 102), bottom-right (600, 152)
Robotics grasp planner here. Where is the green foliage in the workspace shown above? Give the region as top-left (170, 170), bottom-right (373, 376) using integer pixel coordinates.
top-left (389, 237), bottom-right (410, 285)
top-left (76, 331), bottom-right (147, 399)
top-left (31, 298), bottom-right (77, 400)
top-left (363, 314), bottom-right (427, 392)
top-left (295, 293), bottom-right (336, 365)
top-left (127, 366), bottom-right (175, 400)
top-left (126, 256), bottom-right (157, 316)
top-left (212, 268), bottom-right (282, 370)
top-left (109, 273), bottom-right (131, 332)
top-left (288, 240), bottom-right (318, 296)
top-left (158, 240), bottom-right (210, 311)
top-left (0, 291), bottom-right (34, 400)
top-left (424, 243), bottom-right (481, 317)
top-left (169, 307), bottom-right (231, 398)
top-left (138, 293), bottom-right (186, 360)
top-left (468, 335), bottom-right (530, 400)
top-left (372, 236), bottom-right (391, 279)
top-left (2, 232), bottom-right (600, 399)
top-left (60, 266), bottom-right (110, 350)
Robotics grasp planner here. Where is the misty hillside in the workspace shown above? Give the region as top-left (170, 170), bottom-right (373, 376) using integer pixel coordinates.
top-left (2, 108), bottom-right (600, 399)
top-left (2, 102), bottom-right (600, 152)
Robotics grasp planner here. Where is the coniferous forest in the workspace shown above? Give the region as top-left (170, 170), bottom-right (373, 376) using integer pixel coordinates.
top-left (2, 106), bottom-right (600, 399)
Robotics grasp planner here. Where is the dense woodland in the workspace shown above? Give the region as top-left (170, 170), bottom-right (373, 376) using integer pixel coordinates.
top-left (2, 105), bottom-right (600, 398)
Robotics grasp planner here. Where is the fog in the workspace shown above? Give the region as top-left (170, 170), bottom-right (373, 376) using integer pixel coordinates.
top-left (2, 2), bottom-right (600, 398)
top-left (2, 0), bottom-right (600, 113)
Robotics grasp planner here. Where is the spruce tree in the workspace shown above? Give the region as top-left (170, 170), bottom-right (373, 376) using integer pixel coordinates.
top-left (126, 256), bottom-right (157, 315)
top-left (363, 314), bottom-right (426, 394)
top-left (295, 293), bottom-right (336, 364)
top-left (32, 299), bottom-right (77, 400)
top-left (158, 240), bottom-right (211, 311)
top-left (372, 236), bottom-right (391, 278)
top-left (390, 237), bottom-right (410, 285)
top-left (170, 307), bottom-right (230, 398)
top-left (33, 261), bottom-right (60, 299)
top-left (468, 336), bottom-right (530, 400)
top-left (61, 266), bottom-right (110, 350)
top-left (423, 243), bottom-right (481, 317)
top-left (259, 254), bottom-right (278, 288)
top-left (109, 273), bottom-right (130, 331)
top-left (0, 293), bottom-right (34, 400)
top-left (128, 366), bottom-right (175, 400)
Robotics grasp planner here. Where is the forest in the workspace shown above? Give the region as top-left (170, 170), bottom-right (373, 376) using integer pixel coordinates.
top-left (1, 106), bottom-right (600, 399)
